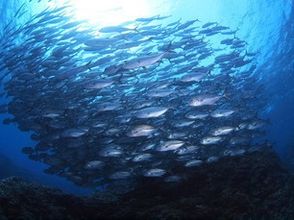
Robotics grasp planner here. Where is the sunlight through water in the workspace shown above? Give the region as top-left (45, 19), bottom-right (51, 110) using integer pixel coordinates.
top-left (49, 0), bottom-right (155, 26)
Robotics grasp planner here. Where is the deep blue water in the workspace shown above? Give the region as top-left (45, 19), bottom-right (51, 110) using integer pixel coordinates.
top-left (0, 0), bottom-right (293, 195)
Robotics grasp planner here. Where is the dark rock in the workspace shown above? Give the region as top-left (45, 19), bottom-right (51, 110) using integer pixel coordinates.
top-left (1, 149), bottom-right (294, 219)
top-left (0, 177), bottom-right (100, 220)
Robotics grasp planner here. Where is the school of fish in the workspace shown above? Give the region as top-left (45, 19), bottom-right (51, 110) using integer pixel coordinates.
top-left (0, 3), bottom-right (269, 188)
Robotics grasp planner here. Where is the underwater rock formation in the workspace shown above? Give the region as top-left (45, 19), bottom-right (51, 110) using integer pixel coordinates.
top-left (1, 149), bottom-right (294, 219)
top-left (0, 154), bottom-right (36, 181)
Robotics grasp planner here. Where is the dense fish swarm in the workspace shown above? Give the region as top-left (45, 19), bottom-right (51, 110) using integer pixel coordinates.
top-left (0, 4), bottom-right (268, 188)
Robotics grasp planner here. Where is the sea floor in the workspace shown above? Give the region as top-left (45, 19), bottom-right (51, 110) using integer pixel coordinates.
top-left (0, 149), bottom-right (293, 219)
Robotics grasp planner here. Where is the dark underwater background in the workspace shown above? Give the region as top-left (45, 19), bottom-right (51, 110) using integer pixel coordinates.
top-left (0, 0), bottom-right (294, 218)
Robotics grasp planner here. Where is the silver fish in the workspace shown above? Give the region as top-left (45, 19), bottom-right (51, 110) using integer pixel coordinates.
top-left (84, 79), bottom-right (114, 89)
top-left (185, 159), bottom-right (203, 167)
top-left (123, 52), bottom-right (168, 70)
top-left (62, 128), bottom-right (88, 138)
top-left (201, 136), bottom-right (223, 145)
top-left (135, 107), bottom-right (168, 119)
top-left (157, 140), bottom-right (185, 151)
top-left (84, 160), bottom-right (104, 170)
top-left (127, 125), bottom-right (156, 137)
top-left (132, 153), bottom-right (152, 162)
top-left (180, 72), bottom-right (207, 82)
top-left (210, 109), bottom-right (234, 118)
top-left (207, 156), bottom-right (219, 163)
top-left (144, 168), bottom-right (166, 177)
top-left (110, 171), bottom-right (131, 179)
top-left (190, 95), bottom-right (222, 107)
top-left (210, 126), bottom-right (235, 136)
top-left (99, 145), bottom-right (123, 157)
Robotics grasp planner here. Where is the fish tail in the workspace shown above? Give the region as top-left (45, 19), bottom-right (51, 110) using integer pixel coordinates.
top-left (133, 25), bottom-right (140, 33)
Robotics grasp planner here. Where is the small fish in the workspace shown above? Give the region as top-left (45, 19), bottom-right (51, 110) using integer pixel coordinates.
top-left (42, 110), bottom-right (63, 118)
top-left (173, 120), bottom-right (194, 128)
top-left (224, 149), bottom-right (246, 157)
top-left (144, 168), bottom-right (166, 177)
top-left (62, 128), bottom-right (88, 138)
top-left (190, 95), bottom-right (222, 107)
top-left (210, 109), bottom-right (234, 118)
top-left (99, 145), bottom-right (123, 157)
top-left (127, 125), bottom-right (156, 137)
top-left (110, 171), bottom-right (131, 179)
top-left (180, 72), bottom-right (207, 82)
top-left (122, 52), bottom-right (168, 70)
top-left (210, 126), bottom-right (235, 136)
top-left (207, 156), bottom-right (219, 163)
top-left (247, 120), bottom-right (266, 130)
top-left (185, 112), bottom-right (209, 120)
top-left (84, 161), bottom-right (104, 170)
top-left (99, 26), bottom-right (137, 33)
top-left (84, 79), bottom-right (114, 89)
top-left (135, 107), bottom-right (168, 119)
top-left (185, 159), bottom-right (203, 167)
top-left (201, 136), bottom-right (223, 145)
top-left (97, 102), bottom-right (121, 112)
top-left (132, 153), bottom-right (152, 162)
top-left (157, 140), bottom-right (185, 151)
top-left (177, 146), bottom-right (199, 155)
top-left (202, 22), bottom-right (218, 28)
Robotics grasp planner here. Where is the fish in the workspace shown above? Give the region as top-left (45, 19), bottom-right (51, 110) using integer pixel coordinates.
top-left (127, 125), bottom-right (156, 137)
top-left (180, 72), bottom-right (207, 82)
top-left (135, 15), bottom-right (163, 23)
top-left (157, 140), bottom-right (185, 151)
top-left (84, 79), bottom-right (114, 89)
top-left (176, 146), bottom-right (199, 155)
top-left (97, 102), bottom-right (121, 112)
top-left (210, 126), bottom-right (235, 136)
top-left (122, 52), bottom-right (169, 70)
top-left (99, 145), bottom-right (123, 157)
top-left (144, 168), bottom-right (166, 177)
top-left (190, 95), bottom-right (222, 107)
top-left (132, 153), bottom-right (152, 162)
top-left (207, 156), bottom-right (219, 163)
top-left (134, 107), bottom-right (168, 119)
top-left (110, 171), bottom-right (131, 179)
top-left (185, 159), bottom-right (203, 167)
top-left (210, 109), bottom-right (235, 118)
top-left (62, 128), bottom-right (89, 138)
top-left (84, 161), bottom-right (104, 170)
top-left (100, 26), bottom-right (137, 33)
top-left (201, 136), bottom-right (223, 145)
top-left (185, 111), bottom-right (209, 120)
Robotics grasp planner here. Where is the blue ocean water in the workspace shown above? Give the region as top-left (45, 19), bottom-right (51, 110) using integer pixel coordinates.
top-left (0, 0), bottom-right (293, 195)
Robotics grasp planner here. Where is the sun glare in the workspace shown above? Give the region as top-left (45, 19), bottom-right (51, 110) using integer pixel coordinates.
top-left (50, 0), bottom-right (153, 27)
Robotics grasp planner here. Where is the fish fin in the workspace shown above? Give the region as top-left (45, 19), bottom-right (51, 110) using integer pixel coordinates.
top-left (14, 2), bottom-right (26, 18)
top-left (85, 61), bottom-right (92, 70)
top-left (133, 25), bottom-right (140, 33)
top-left (164, 41), bottom-right (175, 53)
top-left (117, 73), bottom-right (124, 84)
top-left (223, 91), bottom-right (231, 100)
